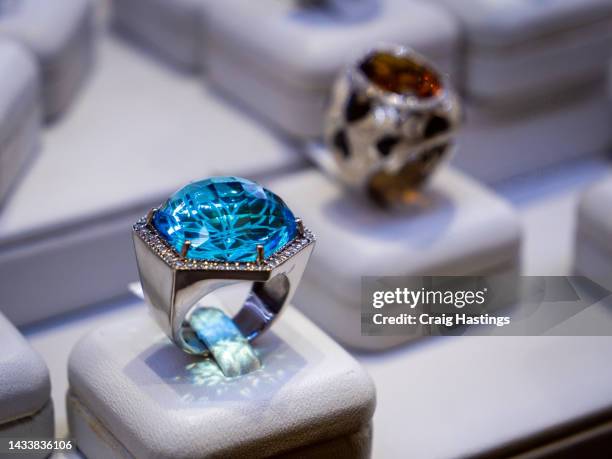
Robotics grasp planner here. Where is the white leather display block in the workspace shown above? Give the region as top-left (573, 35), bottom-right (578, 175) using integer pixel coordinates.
top-left (113, 0), bottom-right (206, 71)
top-left (574, 176), bottom-right (612, 292)
top-left (0, 313), bottom-right (53, 454)
top-left (67, 306), bottom-right (376, 458)
top-left (266, 167), bottom-right (522, 350)
top-left (0, 36), bottom-right (306, 327)
top-left (0, 40), bottom-right (41, 207)
top-left (364, 334), bottom-right (612, 457)
top-left (431, 0), bottom-right (612, 106)
top-left (452, 85), bottom-right (612, 183)
top-left (202, 0), bottom-right (459, 139)
top-left (0, 0), bottom-right (96, 120)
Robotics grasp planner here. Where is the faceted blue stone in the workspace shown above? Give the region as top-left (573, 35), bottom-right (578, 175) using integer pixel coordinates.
top-left (153, 177), bottom-right (297, 262)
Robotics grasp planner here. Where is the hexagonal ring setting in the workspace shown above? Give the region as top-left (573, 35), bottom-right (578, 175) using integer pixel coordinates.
top-left (132, 177), bottom-right (316, 355)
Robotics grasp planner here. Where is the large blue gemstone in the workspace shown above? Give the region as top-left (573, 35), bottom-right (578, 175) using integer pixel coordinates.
top-left (153, 177), bottom-right (297, 262)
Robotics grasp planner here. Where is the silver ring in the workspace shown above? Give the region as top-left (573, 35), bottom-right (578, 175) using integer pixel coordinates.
top-left (324, 44), bottom-right (462, 205)
top-left (132, 177), bottom-right (315, 355)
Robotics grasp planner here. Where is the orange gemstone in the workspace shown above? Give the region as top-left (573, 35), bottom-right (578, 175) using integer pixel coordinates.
top-left (367, 144), bottom-right (448, 205)
top-left (360, 51), bottom-right (442, 99)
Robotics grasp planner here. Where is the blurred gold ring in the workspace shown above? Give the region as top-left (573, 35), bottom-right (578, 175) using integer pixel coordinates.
top-left (325, 44), bottom-right (462, 206)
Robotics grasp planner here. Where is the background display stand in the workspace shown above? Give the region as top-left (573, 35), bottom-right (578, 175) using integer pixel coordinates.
top-left (0, 36), bottom-right (307, 327)
top-left (113, 0), bottom-right (206, 72)
top-left (431, 0), bottom-right (612, 182)
top-left (0, 40), bottom-right (40, 208)
top-left (453, 90), bottom-right (612, 183)
top-left (202, 0), bottom-right (459, 139)
top-left (267, 165), bottom-right (522, 350)
top-left (431, 0), bottom-right (612, 104)
top-left (363, 334), bottom-right (612, 457)
top-left (0, 313), bottom-right (53, 457)
top-left (0, 0), bottom-right (96, 121)
top-left (574, 176), bottom-right (612, 292)
top-left (67, 305), bottom-right (376, 458)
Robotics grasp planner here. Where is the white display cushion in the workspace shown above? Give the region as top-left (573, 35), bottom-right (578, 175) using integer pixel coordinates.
top-left (575, 176), bottom-right (612, 291)
top-left (266, 167), bottom-right (521, 350)
top-left (67, 306), bottom-right (376, 458)
top-left (0, 403), bottom-right (54, 459)
top-left (365, 334), bottom-right (612, 457)
top-left (431, 0), bottom-right (612, 104)
top-left (0, 313), bottom-right (52, 432)
top-left (113, 0), bottom-right (206, 71)
top-left (0, 40), bottom-right (41, 207)
top-left (452, 83), bottom-right (612, 183)
top-left (0, 36), bottom-right (306, 327)
top-left (202, 0), bottom-right (459, 139)
top-left (0, 0), bottom-right (96, 120)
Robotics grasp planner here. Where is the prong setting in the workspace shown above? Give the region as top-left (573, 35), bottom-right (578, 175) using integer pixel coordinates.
top-left (296, 218), bottom-right (305, 236)
top-left (180, 240), bottom-right (191, 258)
top-left (133, 215), bottom-right (315, 274)
top-left (146, 208), bottom-right (157, 226)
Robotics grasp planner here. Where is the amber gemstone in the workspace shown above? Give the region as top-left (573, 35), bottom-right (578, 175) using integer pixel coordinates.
top-left (359, 51), bottom-right (442, 99)
top-left (367, 144), bottom-right (448, 205)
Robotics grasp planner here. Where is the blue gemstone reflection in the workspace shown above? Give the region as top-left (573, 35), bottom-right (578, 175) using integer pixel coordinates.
top-left (153, 177), bottom-right (297, 262)
top-left (188, 308), bottom-right (261, 378)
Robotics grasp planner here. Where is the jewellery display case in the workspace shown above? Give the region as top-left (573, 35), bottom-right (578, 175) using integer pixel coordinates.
top-left (3, 1), bottom-right (612, 457)
top-left (201, 0), bottom-right (459, 139)
top-left (0, 37), bottom-right (307, 327)
top-left (267, 167), bottom-right (522, 350)
top-left (0, 313), bottom-right (53, 457)
top-left (0, 40), bottom-right (40, 208)
top-left (574, 176), bottom-right (612, 292)
top-left (431, 0), bottom-right (612, 182)
top-left (0, 0), bottom-right (96, 121)
top-left (67, 305), bottom-right (376, 458)
top-left (113, 0), bottom-right (207, 72)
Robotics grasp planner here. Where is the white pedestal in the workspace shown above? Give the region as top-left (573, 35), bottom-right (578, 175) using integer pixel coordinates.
top-left (452, 85), bottom-right (612, 183)
top-left (0, 313), bottom-right (53, 457)
top-left (113, 0), bottom-right (205, 72)
top-left (266, 167), bottom-right (522, 350)
top-left (0, 0), bottom-right (96, 120)
top-left (430, 0), bottom-right (612, 182)
top-left (0, 40), bottom-right (41, 208)
top-left (430, 0), bottom-right (612, 105)
top-left (67, 306), bottom-right (375, 458)
top-left (364, 335), bottom-right (612, 457)
top-left (203, 0), bottom-right (459, 139)
top-left (575, 176), bottom-right (612, 292)
top-left (0, 36), bottom-right (307, 327)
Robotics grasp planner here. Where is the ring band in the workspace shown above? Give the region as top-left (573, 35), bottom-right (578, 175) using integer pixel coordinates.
top-left (133, 177), bottom-right (315, 355)
top-left (324, 44), bottom-right (462, 205)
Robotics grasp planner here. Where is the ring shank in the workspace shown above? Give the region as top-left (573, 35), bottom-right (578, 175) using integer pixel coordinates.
top-left (133, 220), bottom-right (314, 356)
top-left (235, 275), bottom-right (290, 338)
top-left (174, 273), bottom-right (291, 355)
